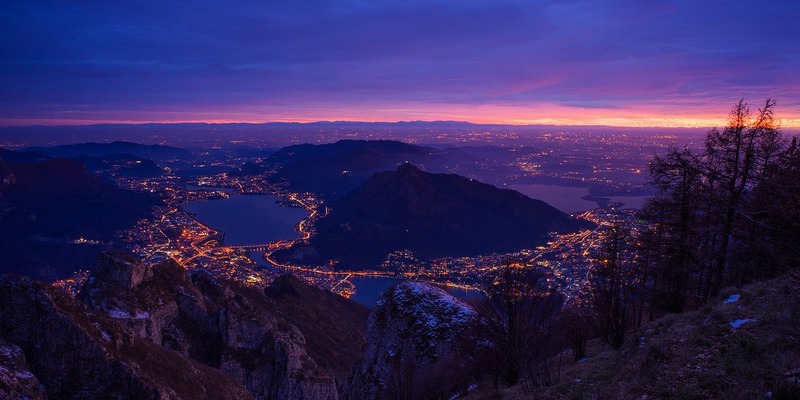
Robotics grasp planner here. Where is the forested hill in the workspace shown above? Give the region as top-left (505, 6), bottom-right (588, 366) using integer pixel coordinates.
top-left (465, 273), bottom-right (800, 399)
top-left (277, 164), bottom-right (591, 268)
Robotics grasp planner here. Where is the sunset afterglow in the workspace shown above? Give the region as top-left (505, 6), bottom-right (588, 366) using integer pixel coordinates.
top-left (1, 0), bottom-right (798, 127)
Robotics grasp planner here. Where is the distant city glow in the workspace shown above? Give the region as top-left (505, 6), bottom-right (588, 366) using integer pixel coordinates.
top-left (3, 104), bottom-right (797, 129)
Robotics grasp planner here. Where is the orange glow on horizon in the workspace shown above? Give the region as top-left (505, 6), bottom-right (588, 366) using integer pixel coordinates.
top-left (2, 102), bottom-right (799, 129)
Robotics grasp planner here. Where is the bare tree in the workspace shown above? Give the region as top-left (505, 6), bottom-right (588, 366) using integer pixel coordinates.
top-left (589, 220), bottom-right (639, 350)
top-left (701, 99), bottom-right (782, 300)
top-left (561, 303), bottom-right (591, 361)
top-left (642, 99), bottom-right (788, 309)
top-left (641, 147), bottom-right (704, 312)
top-left (476, 257), bottom-right (564, 389)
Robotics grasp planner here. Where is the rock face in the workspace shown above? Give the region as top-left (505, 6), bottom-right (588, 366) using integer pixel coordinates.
top-left (0, 274), bottom-right (254, 399)
top-left (344, 282), bottom-right (479, 400)
top-left (0, 252), bottom-right (369, 399)
top-left (94, 252), bottom-right (152, 289)
top-left (0, 338), bottom-right (46, 400)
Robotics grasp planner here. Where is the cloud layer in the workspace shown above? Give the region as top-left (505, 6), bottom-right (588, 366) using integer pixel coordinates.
top-left (2, 0), bottom-right (798, 126)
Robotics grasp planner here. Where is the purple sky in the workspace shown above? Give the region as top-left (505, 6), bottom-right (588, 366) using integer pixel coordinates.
top-left (1, 0), bottom-right (798, 127)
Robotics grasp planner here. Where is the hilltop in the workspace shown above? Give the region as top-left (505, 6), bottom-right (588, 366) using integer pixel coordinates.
top-left (277, 164), bottom-right (591, 269)
top-left (236, 139), bottom-right (453, 199)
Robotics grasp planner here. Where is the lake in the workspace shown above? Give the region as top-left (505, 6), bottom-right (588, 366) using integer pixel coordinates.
top-left (348, 275), bottom-right (404, 306)
top-left (182, 193), bottom-right (308, 246)
top-left (510, 184), bottom-right (596, 213)
top-left (349, 276), bottom-right (480, 308)
top-left (510, 183), bottom-right (650, 213)
top-left (185, 193), bottom-right (489, 308)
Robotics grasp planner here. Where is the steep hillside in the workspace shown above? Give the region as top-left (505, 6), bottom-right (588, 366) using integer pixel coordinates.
top-left (467, 274), bottom-right (800, 399)
top-left (278, 164), bottom-right (592, 268)
top-left (0, 253), bottom-right (370, 399)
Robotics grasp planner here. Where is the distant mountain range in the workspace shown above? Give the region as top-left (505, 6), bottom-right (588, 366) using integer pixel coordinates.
top-left (25, 141), bottom-right (192, 161)
top-left (0, 122), bottom-right (714, 149)
top-left (72, 153), bottom-right (165, 179)
top-left (276, 164), bottom-right (593, 269)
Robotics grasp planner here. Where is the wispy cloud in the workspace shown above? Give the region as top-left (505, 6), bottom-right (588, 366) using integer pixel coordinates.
top-left (1, 0), bottom-right (798, 126)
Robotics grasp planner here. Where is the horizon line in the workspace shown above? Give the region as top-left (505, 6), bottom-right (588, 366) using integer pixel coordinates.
top-left (0, 119), bottom-right (720, 130)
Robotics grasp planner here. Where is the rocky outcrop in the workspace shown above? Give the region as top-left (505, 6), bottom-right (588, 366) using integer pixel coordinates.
top-left (0, 274), bottom-right (254, 399)
top-left (0, 338), bottom-right (45, 400)
top-left (74, 253), bottom-right (369, 399)
top-left (94, 252), bottom-right (152, 289)
top-left (344, 282), bottom-right (479, 400)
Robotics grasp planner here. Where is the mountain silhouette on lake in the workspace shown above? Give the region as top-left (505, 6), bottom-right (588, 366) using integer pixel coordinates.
top-left (277, 164), bottom-right (593, 269)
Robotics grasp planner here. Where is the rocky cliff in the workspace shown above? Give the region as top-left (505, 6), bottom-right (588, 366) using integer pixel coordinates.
top-left (344, 282), bottom-right (479, 400)
top-left (0, 252), bottom-right (369, 399)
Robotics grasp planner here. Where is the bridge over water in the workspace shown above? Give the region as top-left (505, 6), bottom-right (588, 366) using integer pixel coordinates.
top-left (230, 244), bottom-right (270, 252)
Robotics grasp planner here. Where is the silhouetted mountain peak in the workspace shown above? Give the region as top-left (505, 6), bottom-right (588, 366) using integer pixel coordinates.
top-left (277, 166), bottom-right (594, 268)
top-left (394, 162), bottom-right (422, 175)
top-left (253, 140), bottom-right (444, 199)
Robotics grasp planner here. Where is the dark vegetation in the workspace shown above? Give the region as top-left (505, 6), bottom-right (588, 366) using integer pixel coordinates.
top-left (276, 163), bottom-right (591, 268)
top-left (640, 99), bottom-right (797, 311)
top-left (456, 100), bottom-right (800, 398)
top-left (357, 100), bottom-right (800, 399)
top-left (474, 260), bottom-right (564, 390)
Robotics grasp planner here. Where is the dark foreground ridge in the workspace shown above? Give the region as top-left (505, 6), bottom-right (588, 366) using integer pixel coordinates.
top-left (0, 253), bottom-right (369, 399)
top-left (279, 164), bottom-right (592, 268)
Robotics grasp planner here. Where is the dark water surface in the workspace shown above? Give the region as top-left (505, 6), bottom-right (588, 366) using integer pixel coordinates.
top-left (182, 193), bottom-right (308, 246)
top-left (186, 193), bottom-right (478, 307)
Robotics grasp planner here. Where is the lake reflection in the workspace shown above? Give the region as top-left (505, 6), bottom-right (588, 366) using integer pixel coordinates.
top-left (510, 183), bottom-right (650, 213)
top-left (182, 193), bottom-right (308, 246)
top-left (510, 184), bottom-right (596, 213)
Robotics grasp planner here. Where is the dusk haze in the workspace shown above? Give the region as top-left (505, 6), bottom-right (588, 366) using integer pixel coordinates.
top-left (1, 0), bottom-right (799, 127)
top-left (1, 1), bottom-right (800, 399)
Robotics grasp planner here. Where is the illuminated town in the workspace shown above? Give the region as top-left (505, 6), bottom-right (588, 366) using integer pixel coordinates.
top-left (52, 130), bottom-right (677, 302)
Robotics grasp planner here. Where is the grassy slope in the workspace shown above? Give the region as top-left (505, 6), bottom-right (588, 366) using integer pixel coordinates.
top-left (468, 273), bottom-right (800, 400)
